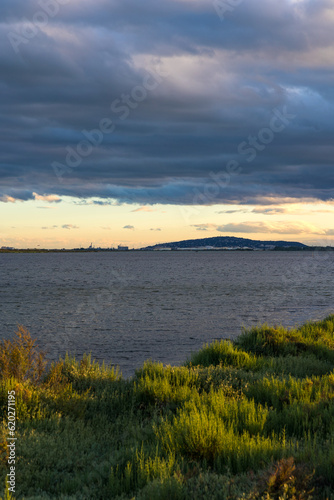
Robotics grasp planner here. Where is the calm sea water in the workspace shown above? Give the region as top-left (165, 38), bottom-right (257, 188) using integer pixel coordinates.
top-left (1, 251), bottom-right (333, 377)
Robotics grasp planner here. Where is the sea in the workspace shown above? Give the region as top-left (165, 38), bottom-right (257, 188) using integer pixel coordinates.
top-left (0, 250), bottom-right (333, 378)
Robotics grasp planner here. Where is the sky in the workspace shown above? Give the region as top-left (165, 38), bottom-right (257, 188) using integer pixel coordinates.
top-left (1, 0), bottom-right (334, 249)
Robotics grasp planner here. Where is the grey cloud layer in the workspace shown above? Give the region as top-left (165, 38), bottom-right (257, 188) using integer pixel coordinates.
top-left (0, 0), bottom-right (334, 204)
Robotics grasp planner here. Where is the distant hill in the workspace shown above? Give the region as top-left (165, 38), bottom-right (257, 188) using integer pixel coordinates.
top-left (143, 236), bottom-right (310, 250)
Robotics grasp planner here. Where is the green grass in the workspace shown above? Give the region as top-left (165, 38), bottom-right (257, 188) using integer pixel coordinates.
top-left (1, 317), bottom-right (334, 499)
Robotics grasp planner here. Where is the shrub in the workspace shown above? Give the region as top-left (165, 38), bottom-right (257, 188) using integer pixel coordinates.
top-left (236, 318), bottom-right (334, 363)
top-left (156, 397), bottom-right (287, 473)
top-left (0, 326), bottom-right (46, 383)
top-left (109, 446), bottom-right (177, 496)
top-left (258, 457), bottom-right (314, 500)
top-left (187, 340), bottom-right (260, 370)
top-left (136, 475), bottom-right (185, 500)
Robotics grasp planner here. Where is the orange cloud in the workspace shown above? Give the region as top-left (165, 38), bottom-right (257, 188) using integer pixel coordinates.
top-left (0, 195), bottom-right (18, 203)
top-left (131, 206), bottom-right (155, 212)
top-left (33, 193), bottom-right (61, 203)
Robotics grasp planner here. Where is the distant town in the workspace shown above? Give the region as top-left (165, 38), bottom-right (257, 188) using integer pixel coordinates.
top-left (1, 236), bottom-right (333, 253)
top-left (0, 244), bottom-right (131, 252)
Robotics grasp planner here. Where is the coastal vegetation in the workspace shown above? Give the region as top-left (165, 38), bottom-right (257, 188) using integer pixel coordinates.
top-left (1, 317), bottom-right (334, 499)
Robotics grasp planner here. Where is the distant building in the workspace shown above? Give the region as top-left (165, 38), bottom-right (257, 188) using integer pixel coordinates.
top-left (1, 246), bottom-right (14, 250)
top-left (118, 245), bottom-right (129, 251)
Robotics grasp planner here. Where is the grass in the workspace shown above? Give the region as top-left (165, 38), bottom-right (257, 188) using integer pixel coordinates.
top-left (1, 317), bottom-right (334, 499)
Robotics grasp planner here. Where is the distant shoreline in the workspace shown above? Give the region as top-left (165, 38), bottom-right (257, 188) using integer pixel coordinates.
top-left (1, 247), bottom-right (334, 253)
top-left (2, 234), bottom-right (333, 252)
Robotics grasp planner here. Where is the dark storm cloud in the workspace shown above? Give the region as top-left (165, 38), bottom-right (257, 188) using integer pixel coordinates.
top-left (0, 0), bottom-right (334, 205)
